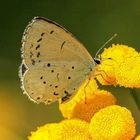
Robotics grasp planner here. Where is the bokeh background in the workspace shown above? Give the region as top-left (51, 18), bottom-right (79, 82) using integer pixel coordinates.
top-left (1, 0), bottom-right (140, 139)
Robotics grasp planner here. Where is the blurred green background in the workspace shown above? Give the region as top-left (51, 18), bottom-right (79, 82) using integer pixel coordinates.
top-left (1, 0), bottom-right (140, 139)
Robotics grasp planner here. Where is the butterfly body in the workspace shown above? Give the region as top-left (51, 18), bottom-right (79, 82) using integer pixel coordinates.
top-left (20, 17), bottom-right (95, 104)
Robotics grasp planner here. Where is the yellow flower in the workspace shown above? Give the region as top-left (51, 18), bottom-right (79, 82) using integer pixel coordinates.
top-left (89, 105), bottom-right (136, 140)
top-left (59, 79), bottom-right (117, 122)
top-left (62, 89), bottom-right (116, 122)
top-left (56, 119), bottom-right (92, 140)
top-left (96, 44), bottom-right (140, 88)
top-left (28, 44), bottom-right (139, 140)
top-left (29, 105), bottom-right (136, 140)
top-left (59, 79), bottom-right (98, 119)
top-left (28, 123), bottom-right (59, 140)
top-left (116, 55), bottom-right (140, 88)
top-left (135, 135), bottom-right (140, 140)
top-left (28, 119), bottom-right (92, 140)
top-left (71, 90), bottom-right (117, 122)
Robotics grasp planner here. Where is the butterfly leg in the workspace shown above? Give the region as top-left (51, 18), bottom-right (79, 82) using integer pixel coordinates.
top-left (83, 77), bottom-right (91, 104)
top-left (94, 69), bottom-right (112, 84)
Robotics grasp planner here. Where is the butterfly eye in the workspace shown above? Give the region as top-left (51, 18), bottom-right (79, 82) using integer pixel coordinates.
top-left (94, 58), bottom-right (101, 64)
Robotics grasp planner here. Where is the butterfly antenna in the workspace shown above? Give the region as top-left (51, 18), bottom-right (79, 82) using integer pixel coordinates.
top-left (95, 33), bottom-right (117, 59)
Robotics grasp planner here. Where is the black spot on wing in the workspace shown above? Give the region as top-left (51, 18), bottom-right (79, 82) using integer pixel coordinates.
top-left (45, 99), bottom-right (52, 104)
top-left (62, 96), bottom-right (68, 102)
top-left (40, 76), bottom-right (43, 79)
top-left (21, 63), bottom-right (27, 76)
top-left (51, 70), bottom-right (54, 73)
top-left (62, 90), bottom-right (72, 102)
top-left (53, 92), bottom-right (59, 95)
top-left (37, 38), bottom-right (42, 42)
top-left (60, 41), bottom-right (66, 50)
top-left (50, 30), bottom-right (54, 34)
top-left (72, 66), bottom-right (74, 69)
top-left (57, 73), bottom-right (59, 81)
top-left (37, 52), bottom-right (40, 58)
top-left (31, 59), bottom-right (35, 65)
top-left (30, 52), bottom-right (33, 58)
top-left (41, 33), bottom-right (45, 36)
top-left (36, 45), bottom-right (40, 50)
top-left (47, 63), bottom-right (51, 67)
top-left (36, 97), bottom-right (40, 100)
top-left (68, 76), bottom-right (71, 79)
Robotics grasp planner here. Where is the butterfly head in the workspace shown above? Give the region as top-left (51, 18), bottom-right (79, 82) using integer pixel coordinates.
top-left (94, 33), bottom-right (117, 65)
top-left (94, 58), bottom-right (101, 65)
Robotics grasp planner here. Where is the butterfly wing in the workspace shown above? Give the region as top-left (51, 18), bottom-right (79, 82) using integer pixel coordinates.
top-left (20, 17), bottom-right (94, 104)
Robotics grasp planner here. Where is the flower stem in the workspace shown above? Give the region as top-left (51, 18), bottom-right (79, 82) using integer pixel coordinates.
top-left (129, 89), bottom-right (140, 111)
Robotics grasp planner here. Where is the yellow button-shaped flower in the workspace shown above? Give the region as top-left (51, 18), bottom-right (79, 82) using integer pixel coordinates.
top-left (89, 105), bottom-right (136, 140)
top-left (59, 78), bottom-right (116, 122)
top-left (28, 119), bottom-right (92, 140)
top-left (116, 55), bottom-right (140, 88)
top-left (59, 79), bottom-right (98, 119)
top-left (69, 89), bottom-right (117, 122)
top-left (96, 44), bottom-right (140, 88)
top-left (57, 119), bottom-right (92, 140)
top-left (28, 123), bottom-right (59, 140)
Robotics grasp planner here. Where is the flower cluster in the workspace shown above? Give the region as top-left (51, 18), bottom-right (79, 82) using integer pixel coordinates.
top-left (28, 44), bottom-right (140, 140)
top-left (95, 44), bottom-right (140, 88)
top-left (59, 79), bottom-right (116, 122)
top-left (28, 105), bottom-right (136, 140)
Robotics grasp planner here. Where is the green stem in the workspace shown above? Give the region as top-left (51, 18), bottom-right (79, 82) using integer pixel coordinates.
top-left (129, 88), bottom-right (140, 111)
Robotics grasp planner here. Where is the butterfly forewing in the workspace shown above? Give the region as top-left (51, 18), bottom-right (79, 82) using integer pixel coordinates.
top-left (20, 17), bottom-right (94, 104)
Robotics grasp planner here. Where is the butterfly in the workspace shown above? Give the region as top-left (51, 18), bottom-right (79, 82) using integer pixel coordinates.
top-left (19, 17), bottom-right (116, 104)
